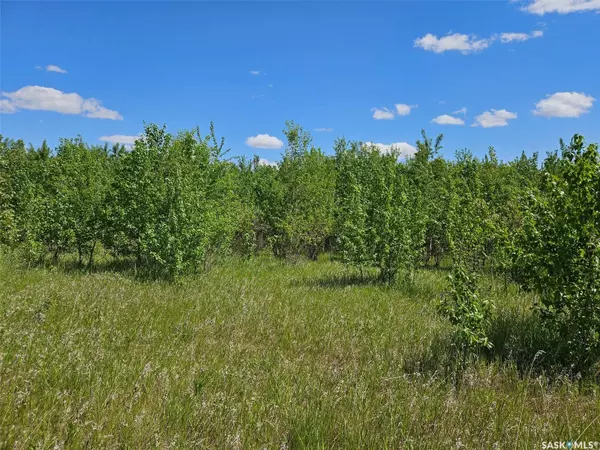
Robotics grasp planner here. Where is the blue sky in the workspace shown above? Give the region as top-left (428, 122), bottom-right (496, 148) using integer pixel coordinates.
top-left (1, 0), bottom-right (599, 163)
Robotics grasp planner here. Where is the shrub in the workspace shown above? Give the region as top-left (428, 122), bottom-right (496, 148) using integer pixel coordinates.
top-left (517, 135), bottom-right (600, 373)
top-left (439, 266), bottom-right (493, 350)
top-left (110, 124), bottom-right (239, 280)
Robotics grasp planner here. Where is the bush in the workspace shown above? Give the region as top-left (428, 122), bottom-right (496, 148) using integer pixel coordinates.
top-left (334, 140), bottom-right (425, 283)
top-left (517, 135), bottom-right (600, 374)
top-left (438, 266), bottom-right (493, 351)
top-left (110, 124), bottom-right (240, 280)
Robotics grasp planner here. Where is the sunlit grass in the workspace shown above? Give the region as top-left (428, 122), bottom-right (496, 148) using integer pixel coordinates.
top-left (1, 253), bottom-right (599, 449)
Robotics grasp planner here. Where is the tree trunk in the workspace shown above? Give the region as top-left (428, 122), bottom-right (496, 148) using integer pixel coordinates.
top-left (52, 247), bottom-right (60, 265)
top-left (87, 241), bottom-right (96, 269)
top-left (77, 242), bottom-right (83, 267)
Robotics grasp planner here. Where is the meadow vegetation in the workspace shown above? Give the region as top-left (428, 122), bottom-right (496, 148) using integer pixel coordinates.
top-left (1, 123), bottom-right (600, 448)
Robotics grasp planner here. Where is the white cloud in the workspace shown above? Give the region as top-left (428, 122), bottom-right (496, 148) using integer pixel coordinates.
top-left (372, 107), bottom-right (395, 120)
top-left (258, 158), bottom-right (278, 167)
top-left (315, 127), bottom-right (333, 132)
top-left (0, 99), bottom-right (17, 114)
top-left (268, 84), bottom-right (274, 88)
top-left (245, 134), bottom-right (284, 149)
top-left (46, 65), bottom-right (68, 74)
top-left (250, 70), bottom-right (261, 75)
top-left (501, 33), bottom-right (530, 42)
top-left (415, 30), bottom-right (544, 54)
top-left (500, 30), bottom-right (544, 43)
top-left (452, 107), bottom-right (468, 115)
top-left (395, 103), bottom-right (417, 116)
top-left (1, 86), bottom-right (122, 120)
top-left (363, 141), bottom-right (417, 158)
top-left (533, 92), bottom-right (595, 117)
top-left (36, 64), bottom-right (68, 74)
top-left (99, 135), bottom-right (141, 146)
top-left (432, 114), bottom-right (465, 125)
top-left (414, 33), bottom-right (493, 54)
top-left (472, 109), bottom-right (518, 128)
top-left (524, 0), bottom-right (600, 14)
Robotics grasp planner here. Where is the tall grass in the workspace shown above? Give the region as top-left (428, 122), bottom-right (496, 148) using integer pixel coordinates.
top-left (1, 254), bottom-right (599, 449)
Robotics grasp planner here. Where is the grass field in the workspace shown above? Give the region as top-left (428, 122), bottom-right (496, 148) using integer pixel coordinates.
top-left (1, 254), bottom-right (600, 449)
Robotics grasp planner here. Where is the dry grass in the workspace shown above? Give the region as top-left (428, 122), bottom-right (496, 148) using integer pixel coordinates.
top-left (1, 253), bottom-right (599, 449)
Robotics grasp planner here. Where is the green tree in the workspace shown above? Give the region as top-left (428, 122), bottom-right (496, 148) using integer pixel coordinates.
top-left (517, 135), bottom-right (600, 373)
top-left (277, 121), bottom-right (335, 259)
top-left (334, 139), bottom-right (371, 273)
top-left (335, 140), bottom-right (425, 282)
top-left (407, 131), bottom-right (449, 267)
top-left (111, 123), bottom-right (238, 279)
top-left (50, 138), bottom-right (111, 266)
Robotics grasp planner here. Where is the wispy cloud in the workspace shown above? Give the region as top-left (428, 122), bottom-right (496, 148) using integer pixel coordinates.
top-left (500, 30), bottom-right (543, 43)
top-left (452, 107), bottom-right (467, 115)
top-left (315, 128), bottom-right (333, 132)
top-left (250, 70), bottom-right (261, 75)
top-left (99, 135), bottom-right (141, 146)
top-left (0, 85), bottom-right (122, 120)
top-left (432, 114), bottom-right (465, 125)
top-left (0, 99), bottom-right (17, 114)
top-left (371, 107), bottom-right (395, 120)
top-left (36, 64), bottom-right (68, 74)
top-left (246, 134), bottom-right (284, 149)
top-left (523, 0), bottom-right (600, 14)
top-left (533, 92), bottom-right (595, 117)
top-left (415, 29), bottom-right (544, 54)
top-left (414, 33), bottom-right (493, 54)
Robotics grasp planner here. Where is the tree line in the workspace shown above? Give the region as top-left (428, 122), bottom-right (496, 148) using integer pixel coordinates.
top-left (1, 122), bottom-right (599, 373)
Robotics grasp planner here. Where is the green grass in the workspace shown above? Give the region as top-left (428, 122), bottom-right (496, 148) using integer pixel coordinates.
top-left (1, 254), bottom-right (599, 449)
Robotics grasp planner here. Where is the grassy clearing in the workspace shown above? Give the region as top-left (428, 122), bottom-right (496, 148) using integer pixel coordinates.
top-left (1, 254), bottom-right (599, 449)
